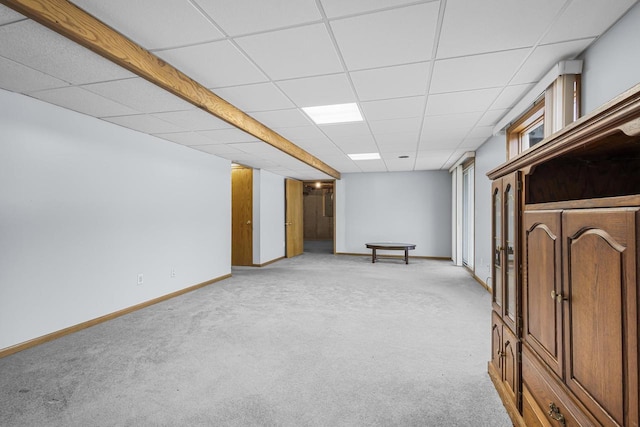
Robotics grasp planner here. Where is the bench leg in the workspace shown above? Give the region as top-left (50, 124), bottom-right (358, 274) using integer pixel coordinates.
top-left (405, 249), bottom-right (409, 264)
top-left (372, 248), bottom-right (376, 263)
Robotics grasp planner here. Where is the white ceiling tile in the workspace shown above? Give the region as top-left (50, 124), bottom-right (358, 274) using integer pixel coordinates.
top-left (466, 126), bottom-right (494, 139)
top-left (378, 142), bottom-right (419, 154)
top-left (0, 56), bottom-right (69, 93)
top-left (320, 122), bottom-right (373, 139)
top-left (152, 109), bottom-right (231, 131)
top-left (426, 88), bottom-right (501, 116)
top-left (351, 62), bottom-right (429, 101)
top-left (422, 112), bottom-right (483, 131)
top-left (299, 142), bottom-right (344, 158)
top-left (361, 96), bottom-right (425, 121)
top-left (104, 114), bottom-right (184, 134)
top-left (30, 86), bottom-right (139, 117)
top-left (320, 157), bottom-right (361, 173)
top-left (154, 132), bottom-right (218, 146)
top-left (442, 149), bottom-right (471, 169)
top-left (477, 109), bottom-right (509, 127)
top-left (356, 159), bottom-right (387, 172)
top-left (235, 24), bottom-right (343, 80)
top-left (194, 0), bottom-right (321, 36)
top-left (276, 74), bottom-right (356, 107)
top-left (384, 158), bottom-right (416, 172)
top-left (193, 144), bottom-right (245, 155)
top-left (250, 109), bottom-right (312, 129)
top-left (420, 130), bottom-right (466, 148)
top-left (438, 0), bottom-right (563, 58)
top-left (321, 0), bottom-right (427, 18)
top-left (198, 128), bottom-right (259, 144)
top-left (333, 136), bottom-right (378, 153)
top-left (542, 0), bottom-right (638, 44)
top-left (369, 117), bottom-right (422, 135)
top-left (414, 150), bottom-right (454, 169)
top-left (70, 0), bottom-right (224, 50)
top-left (418, 138), bottom-right (462, 150)
top-left (461, 137), bottom-right (491, 149)
top-left (156, 40), bottom-right (267, 88)
top-left (511, 39), bottom-right (595, 85)
top-left (330, 3), bottom-right (439, 70)
top-left (0, 20), bottom-right (135, 85)
top-left (83, 78), bottom-right (194, 114)
top-left (492, 84), bottom-right (536, 110)
top-left (0, 5), bottom-right (25, 25)
top-left (430, 49), bottom-right (530, 93)
top-left (213, 83), bottom-right (294, 112)
top-left (376, 133), bottom-right (419, 152)
top-left (275, 126), bottom-right (327, 141)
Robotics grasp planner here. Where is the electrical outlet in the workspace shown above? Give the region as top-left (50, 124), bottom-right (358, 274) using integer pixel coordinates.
top-left (170, 269), bottom-right (176, 278)
top-left (137, 273), bottom-right (144, 285)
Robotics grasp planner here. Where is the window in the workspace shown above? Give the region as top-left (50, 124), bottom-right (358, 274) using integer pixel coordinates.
top-left (506, 99), bottom-right (544, 160)
top-left (506, 74), bottom-right (581, 160)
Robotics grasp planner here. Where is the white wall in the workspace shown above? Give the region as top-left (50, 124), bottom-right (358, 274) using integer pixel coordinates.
top-left (0, 89), bottom-right (231, 350)
top-left (335, 171), bottom-right (451, 258)
top-left (253, 169), bottom-right (285, 265)
top-left (581, 2), bottom-right (640, 114)
top-left (474, 135), bottom-right (507, 287)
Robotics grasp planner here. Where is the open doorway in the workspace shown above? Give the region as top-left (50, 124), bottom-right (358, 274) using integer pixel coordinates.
top-left (302, 181), bottom-right (334, 254)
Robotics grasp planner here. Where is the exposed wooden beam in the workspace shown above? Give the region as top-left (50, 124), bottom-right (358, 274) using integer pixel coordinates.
top-left (1, 0), bottom-right (341, 179)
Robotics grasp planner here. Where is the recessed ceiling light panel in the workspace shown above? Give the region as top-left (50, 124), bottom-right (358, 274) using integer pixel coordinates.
top-left (348, 152), bottom-right (381, 160)
top-left (302, 103), bottom-right (363, 125)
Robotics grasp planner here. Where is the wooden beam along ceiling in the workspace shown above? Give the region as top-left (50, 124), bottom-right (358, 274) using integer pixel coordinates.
top-left (0, 0), bottom-right (341, 179)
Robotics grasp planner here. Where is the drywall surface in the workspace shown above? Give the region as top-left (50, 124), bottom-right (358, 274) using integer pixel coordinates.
top-left (0, 89), bottom-right (231, 349)
top-left (581, 2), bottom-right (640, 114)
top-left (336, 171), bottom-right (451, 258)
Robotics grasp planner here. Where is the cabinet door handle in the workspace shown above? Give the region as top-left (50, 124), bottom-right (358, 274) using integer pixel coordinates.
top-left (550, 290), bottom-right (568, 303)
top-left (548, 402), bottom-right (566, 426)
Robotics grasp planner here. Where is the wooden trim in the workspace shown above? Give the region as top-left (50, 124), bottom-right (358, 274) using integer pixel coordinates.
top-left (524, 194), bottom-right (640, 211)
top-left (470, 271), bottom-right (491, 293)
top-left (0, 273), bottom-right (232, 359)
top-left (253, 256), bottom-right (285, 267)
top-left (488, 362), bottom-right (527, 427)
top-left (506, 98), bottom-right (545, 160)
top-left (0, 0), bottom-right (341, 180)
top-left (488, 82), bottom-right (640, 180)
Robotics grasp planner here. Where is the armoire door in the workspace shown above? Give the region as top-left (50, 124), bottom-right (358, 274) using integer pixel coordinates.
top-left (563, 208), bottom-right (638, 427)
top-left (491, 172), bottom-right (521, 335)
top-left (522, 210), bottom-right (563, 378)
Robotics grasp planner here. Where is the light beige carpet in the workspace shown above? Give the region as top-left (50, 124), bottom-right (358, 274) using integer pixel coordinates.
top-left (0, 252), bottom-right (511, 426)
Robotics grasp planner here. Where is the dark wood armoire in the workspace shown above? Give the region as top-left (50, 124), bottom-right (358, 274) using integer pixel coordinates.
top-left (488, 83), bottom-right (640, 427)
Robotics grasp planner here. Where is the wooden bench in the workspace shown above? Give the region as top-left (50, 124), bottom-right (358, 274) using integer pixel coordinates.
top-left (365, 242), bottom-right (416, 264)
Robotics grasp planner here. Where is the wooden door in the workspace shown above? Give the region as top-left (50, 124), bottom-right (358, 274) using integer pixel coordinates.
top-left (563, 208), bottom-right (638, 427)
top-left (231, 166), bottom-right (253, 266)
top-left (523, 210), bottom-right (563, 378)
top-left (285, 179), bottom-right (303, 258)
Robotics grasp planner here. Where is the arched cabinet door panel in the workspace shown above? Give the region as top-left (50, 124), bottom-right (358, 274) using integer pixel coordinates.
top-left (563, 208), bottom-right (638, 427)
top-left (523, 210), bottom-right (563, 378)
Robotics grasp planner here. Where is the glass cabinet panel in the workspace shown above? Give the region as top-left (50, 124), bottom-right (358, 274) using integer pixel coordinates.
top-left (493, 186), bottom-right (502, 308)
top-left (505, 183), bottom-right (516, 323)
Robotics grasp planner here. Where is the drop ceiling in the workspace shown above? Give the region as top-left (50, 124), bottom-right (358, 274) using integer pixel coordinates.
top-left (0, 0), bottom-right (637, 179)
